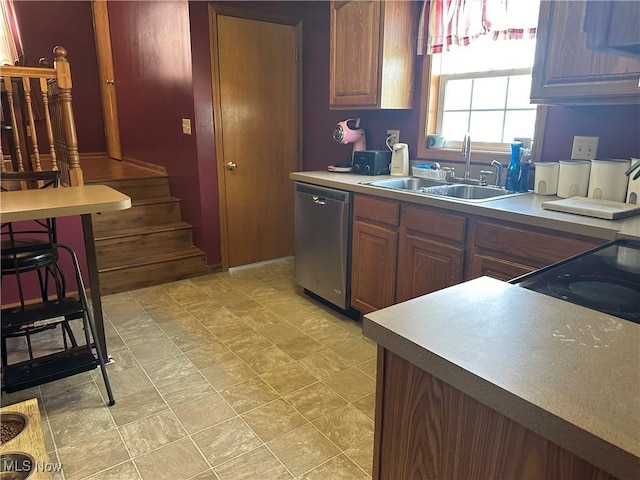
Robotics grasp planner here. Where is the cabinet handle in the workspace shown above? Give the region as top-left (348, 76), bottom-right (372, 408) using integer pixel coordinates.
top-left (226, 162), bottom-right (237, 170)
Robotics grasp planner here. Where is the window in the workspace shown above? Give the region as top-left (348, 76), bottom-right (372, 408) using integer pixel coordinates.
top-left (417, 1), bottom-right (543, 164)
top-left (0, 0), bottom-right (22, 66)
top-left (418, 39), bottom-right (543, 162)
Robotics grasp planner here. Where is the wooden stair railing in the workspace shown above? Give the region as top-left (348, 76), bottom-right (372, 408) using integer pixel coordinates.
top-left (0, 46), bottom-right (83, 186)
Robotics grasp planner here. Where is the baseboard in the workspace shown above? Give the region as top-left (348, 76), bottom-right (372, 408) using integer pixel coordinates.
top-left (122, 156), bottom-right (168, 175)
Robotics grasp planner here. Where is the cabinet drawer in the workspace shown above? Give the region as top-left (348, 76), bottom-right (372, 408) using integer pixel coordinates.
top-left (474, 220), bottom-right (602, 266)
top-left (354, 194), bottom-right (400, 227)
top-left (402, 204), bottom-right (466, 243)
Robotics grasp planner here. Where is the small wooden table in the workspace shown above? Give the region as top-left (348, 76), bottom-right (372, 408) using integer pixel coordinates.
top-left (1, 185), bottom-right (131, 358)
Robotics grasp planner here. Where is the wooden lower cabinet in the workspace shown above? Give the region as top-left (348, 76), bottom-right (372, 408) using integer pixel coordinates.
top-left (466, 218), bottom-right (603, 281)
top-left (374, 348), bottom-right (615, 480)
top-left (350, 194), bottom-right (604, 313)
top-left (351, 195), bottom-right (400, 314)
top-left (468, 252), bottom-right (534, 281)
top-left (396, 204), bottom-right (466, 303)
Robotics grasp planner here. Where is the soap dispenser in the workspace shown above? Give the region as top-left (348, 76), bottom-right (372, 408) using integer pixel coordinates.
top-left (390, 143), bottom-right (409, 176)
top-left (505, 141), bottom-right (523, 191)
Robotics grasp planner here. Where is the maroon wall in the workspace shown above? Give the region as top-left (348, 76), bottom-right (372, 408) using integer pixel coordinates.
top-left (107, 1), bottom-right (211, 261)
top-left (13, 1), bottom-right (106, 154)
top-left (540, 105), bottom-right (640, 162)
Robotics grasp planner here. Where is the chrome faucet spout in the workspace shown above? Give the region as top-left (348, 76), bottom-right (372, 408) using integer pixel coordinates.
top-left (462, 134), bottom-right (471, 180)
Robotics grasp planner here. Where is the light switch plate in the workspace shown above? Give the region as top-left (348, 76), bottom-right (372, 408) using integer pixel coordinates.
top-left (182, 118), bottom-right (192, 135)
top-left (571, 136), bottom-right (598, 160)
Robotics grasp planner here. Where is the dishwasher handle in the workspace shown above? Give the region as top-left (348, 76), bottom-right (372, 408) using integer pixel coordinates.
top-left (312, 195), bottom-right (327, 205)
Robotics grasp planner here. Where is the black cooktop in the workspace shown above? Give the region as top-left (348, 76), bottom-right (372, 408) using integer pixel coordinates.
top-left (511, 239), bottom-right (640, 324)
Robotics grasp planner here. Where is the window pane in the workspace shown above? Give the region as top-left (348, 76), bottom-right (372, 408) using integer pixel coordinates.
top-left (443, 79), bottom-right (472, 111)
top-left (503, 110), bottom-right (537, 143)
top-left (469, 111), bottom-right (504, 143)
top-left (442, 112), bottom-right (470, 141)
top-left (471, 77), bottom-right (507, 110)
top-left (506, 75), bottom-right (533, 109)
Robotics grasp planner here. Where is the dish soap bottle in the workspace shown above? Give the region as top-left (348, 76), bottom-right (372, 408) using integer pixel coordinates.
top-left (505, 141), bottom-right (523, 191)
top-left (517, 147), bottom-right (532, 192)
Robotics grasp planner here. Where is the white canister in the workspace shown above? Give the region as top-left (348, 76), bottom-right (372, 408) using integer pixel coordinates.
top-left (588, 159), bottom-right (630, 203)
top-left (626, 158), bottom-right (640, 205)
top-left (557, 160), bottom-right (591, 198)
top-left (533, 162), bottom-right (560, 195)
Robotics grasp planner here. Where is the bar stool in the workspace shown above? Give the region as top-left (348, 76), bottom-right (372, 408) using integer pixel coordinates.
top-left (1, 171), bottom-right (115, 405)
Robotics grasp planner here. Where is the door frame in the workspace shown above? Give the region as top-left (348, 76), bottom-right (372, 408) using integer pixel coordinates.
top-left (208, 5), bottom-right (303, 270)
top-left (91, 0), bottom-right (122, 159)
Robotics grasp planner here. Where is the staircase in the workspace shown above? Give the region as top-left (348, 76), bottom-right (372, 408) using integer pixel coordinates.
top-left (87, 174), bottom-right (208, 295)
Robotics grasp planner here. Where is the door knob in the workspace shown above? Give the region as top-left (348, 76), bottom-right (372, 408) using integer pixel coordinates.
top-left (226, 162), bottom-right (237, 170)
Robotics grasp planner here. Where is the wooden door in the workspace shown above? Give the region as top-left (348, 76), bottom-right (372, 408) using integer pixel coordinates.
top-left (531, 0), bottom-right (640, 105)
top-left (467, 253), bottom-right (534, 282)
top-left (210, 8), bottom-right (301, 268)
top-left (330, 0), bottom-right (381, 107)
top-left (396, 235), bottom-right (464, 303)
top-left (351, 220), bottom-right (397, 314)
top-left (91, 0), bottom-right (122, 159)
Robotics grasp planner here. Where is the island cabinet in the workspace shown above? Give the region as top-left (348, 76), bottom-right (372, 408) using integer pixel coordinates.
top-left (373, 348), bottom-right (617, 480)
top-left (396, 204), bottom-right (466, 303)
top-left (351, 195), bottom-right (400, 313)
top-left (329, 0), bottom-right (417, 109)
top-left (531, 0), bottom-right (640, 105)
top-left (466, 218), bottom-right (603, 282)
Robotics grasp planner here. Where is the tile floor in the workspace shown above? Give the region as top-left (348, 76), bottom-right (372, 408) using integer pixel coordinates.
top-left (2, 257), bottom-right (377, 480)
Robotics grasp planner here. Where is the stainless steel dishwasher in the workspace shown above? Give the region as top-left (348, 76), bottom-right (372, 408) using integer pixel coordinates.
top-left (294, 182), bottom-right (352, 310)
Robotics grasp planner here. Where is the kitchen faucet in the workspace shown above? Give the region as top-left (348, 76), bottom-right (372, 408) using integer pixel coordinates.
top-left (462, 133), bottom-right (471, 180)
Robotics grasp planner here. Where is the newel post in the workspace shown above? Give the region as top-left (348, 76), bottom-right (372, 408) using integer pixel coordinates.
top-left (53, 46), bottom-right (83, 186)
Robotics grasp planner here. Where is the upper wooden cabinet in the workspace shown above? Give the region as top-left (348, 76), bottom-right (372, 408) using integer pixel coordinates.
top-left (583, 1), bottom-right (640, 59)
top-left (329, 0), bottom-right (417, 109)
top-left (531, 0), bottom-right (640, 105)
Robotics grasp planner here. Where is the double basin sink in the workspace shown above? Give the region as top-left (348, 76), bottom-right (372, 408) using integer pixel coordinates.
top-left (360, 177), bottom-right (529, 202)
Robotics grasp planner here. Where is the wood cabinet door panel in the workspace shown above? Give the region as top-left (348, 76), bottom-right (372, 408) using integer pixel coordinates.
top-left (473, 220), bottom-right (601, 267)
top-left (531, 1), bottom-right (640, 104)
top-left (330, 0), bottom-right (381, 106)
top-left (396, 234), bottom-right (464, 303)
top-left (402, 204), bottom-right (466, 243)
top-left (351, 220), bottom-right (397, 313)
top-left (468, 253), bottom-right (534, 282)
top-left (354, 194), bottom-right (400, 226)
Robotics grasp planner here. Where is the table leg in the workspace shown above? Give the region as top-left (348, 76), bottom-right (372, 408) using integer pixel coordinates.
top-left (81, 213), bottom-right (108, 358)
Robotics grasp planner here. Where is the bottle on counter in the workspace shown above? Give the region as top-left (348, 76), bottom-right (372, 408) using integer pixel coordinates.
top-left (518, 147), bottom-right (532, 192)
top-left (505, 141), bottom-right (523, 191)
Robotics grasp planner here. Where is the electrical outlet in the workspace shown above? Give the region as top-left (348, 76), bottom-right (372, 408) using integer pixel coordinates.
top-left (571, 136), bottom-right (599, 160)
top-left (386, 129), bottom-right (400, 146)
top-left (182, 118), bottom-right (192, 135)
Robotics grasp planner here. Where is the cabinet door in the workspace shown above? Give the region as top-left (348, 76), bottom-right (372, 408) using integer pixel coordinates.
top-left (531, 1), bottom-right (640, 105)
top-left (468, 253), bottom-right (534, 282)
top-left (351, 220), bottom-right (397, 313)
top-left (396, 234), bottom-right (464, 303)
top-left (330, 0), bottom-right (381, 107)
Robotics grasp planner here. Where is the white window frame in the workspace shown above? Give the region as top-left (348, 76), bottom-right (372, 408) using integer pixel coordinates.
top-left (418, 54), bottom-right (547, 166)
top-left (436, 67), bottom-right (535, 151)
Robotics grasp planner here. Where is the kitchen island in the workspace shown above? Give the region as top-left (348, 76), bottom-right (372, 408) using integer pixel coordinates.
top-left (363, 277), bottom-right (640, 479)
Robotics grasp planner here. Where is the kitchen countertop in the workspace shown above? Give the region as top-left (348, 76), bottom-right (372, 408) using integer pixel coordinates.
top-left (363, 276), bottom-right (640, 479)
top-left (290, 171), bottom-right (640, 241)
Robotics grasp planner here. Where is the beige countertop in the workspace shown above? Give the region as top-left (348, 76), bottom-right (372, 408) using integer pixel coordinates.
top-left (363, 277), bottom-right (640, 480)
top-left (290, 171), bottom-right (640, 241)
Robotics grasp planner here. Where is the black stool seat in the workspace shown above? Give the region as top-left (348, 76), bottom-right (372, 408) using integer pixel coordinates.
top-left (1, 239), bottom-right (57, 272)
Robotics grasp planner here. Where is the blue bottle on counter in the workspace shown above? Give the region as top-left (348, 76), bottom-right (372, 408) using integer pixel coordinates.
top-left (505, 141), bottom-right (522, 191)
top-left (517, 148), bottom-right (532, 192)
